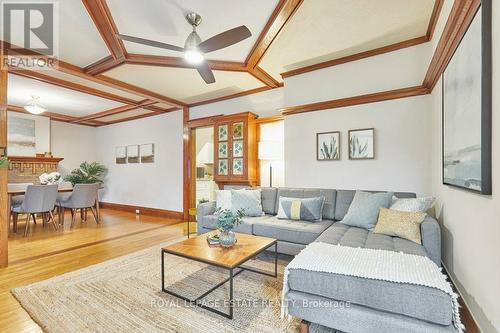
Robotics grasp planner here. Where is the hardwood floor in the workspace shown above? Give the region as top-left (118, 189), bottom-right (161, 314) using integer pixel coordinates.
top-left (0, 208), bottom-right (190, 333)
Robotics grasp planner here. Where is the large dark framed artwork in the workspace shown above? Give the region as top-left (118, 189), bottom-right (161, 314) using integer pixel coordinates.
top-left (442, 0), bottom-right (492, 194)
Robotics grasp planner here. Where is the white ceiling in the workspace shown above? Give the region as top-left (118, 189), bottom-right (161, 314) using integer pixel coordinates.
top-left (105, 64), bottom-right (264, 104)
top-left (260, 0), bottom-right (435, 80)
top-left (107, 0), bottom-right (279, 61)
top-left (7, 74), bottom-right (124, 117)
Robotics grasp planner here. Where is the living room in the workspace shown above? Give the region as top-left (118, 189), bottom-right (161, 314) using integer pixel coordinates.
top-left (0, 0), bottom-right (498, 332)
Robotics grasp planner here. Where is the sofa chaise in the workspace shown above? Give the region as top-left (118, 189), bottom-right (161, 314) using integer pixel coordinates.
top-left (196, 187), bottom-right (452, 333)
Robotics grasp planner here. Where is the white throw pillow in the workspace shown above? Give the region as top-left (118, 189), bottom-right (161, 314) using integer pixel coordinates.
top-left (390, 196), bottom-right (435, 213)
top-left (215, 190), bottom-right (231, 210)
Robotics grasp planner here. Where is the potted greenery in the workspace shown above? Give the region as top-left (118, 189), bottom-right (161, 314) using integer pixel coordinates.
top-left (215, 208), bottom-right (244, 247)
top-left (0, 157), bottom-right (8, 169)
top-left (64, 161), bottom-right (107, 185)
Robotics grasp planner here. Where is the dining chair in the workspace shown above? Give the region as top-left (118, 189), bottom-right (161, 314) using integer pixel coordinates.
top-left (57, 183), bottom-right (99, 229)
top-left (9, 183), bottom-right (34, 232)
top-left (11, 184), bottom-right (59, 236)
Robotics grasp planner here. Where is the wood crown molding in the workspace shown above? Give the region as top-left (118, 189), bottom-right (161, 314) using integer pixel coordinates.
top-left (281, 86), bottom-right (430, 116)
top-left (188, 86), bottom-right (272, 108)
top-left (423, 0), bottom-right (480, 91)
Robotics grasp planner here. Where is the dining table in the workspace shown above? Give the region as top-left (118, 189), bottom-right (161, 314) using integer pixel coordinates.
top-left (7, 183), bottom-right (101, 233)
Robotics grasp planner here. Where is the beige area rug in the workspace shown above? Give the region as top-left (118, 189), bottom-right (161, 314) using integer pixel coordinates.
top-left (12, 238), bottom-right (339, 333)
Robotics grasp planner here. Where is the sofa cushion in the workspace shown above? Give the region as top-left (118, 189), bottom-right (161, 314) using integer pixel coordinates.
top-left (341, 191), bottom-right (393, 230)
top-left (335, 190), bottom-right (417, 221)
top-left (315, 222), bottom-right (427, 256)
top-left (290, 223), bottom-right (452, 326)
top-left (258, 187), bottom-right (278, 215)
top-left (275, 188), bottom-right (336, 220)
top-left (199, 214), bottom-right (272, 234)
top-left (253, 216), bottom-right (334, 245)
top-left (286, 273), bottom-right (453, 326)
top-left (277, 196), bottom-right (325, 222)
top-left (231, 189), bottom-right (263, 216)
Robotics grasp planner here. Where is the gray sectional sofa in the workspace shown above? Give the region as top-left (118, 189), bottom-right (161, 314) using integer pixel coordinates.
top-left (196, 187), bottom-right (452, 333)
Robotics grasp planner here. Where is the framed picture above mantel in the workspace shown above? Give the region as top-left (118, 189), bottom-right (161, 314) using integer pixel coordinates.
top-left (442, 0), bottom-right (492, 194)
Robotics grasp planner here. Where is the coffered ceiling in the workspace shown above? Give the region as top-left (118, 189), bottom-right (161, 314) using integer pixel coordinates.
top-left (3, 0), bottom-right (441, 126)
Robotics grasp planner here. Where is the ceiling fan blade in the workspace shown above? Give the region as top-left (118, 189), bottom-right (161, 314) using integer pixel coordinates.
top-left (198, 25), bottom-right (251, 53)
top-left (117, 34), bottom-right (184, 52)
top-left (196, 62), bottom-right (216, 84)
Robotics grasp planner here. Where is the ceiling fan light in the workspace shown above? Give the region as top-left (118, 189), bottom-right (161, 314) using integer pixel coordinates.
top-left (184, 49), bottom-right (204, 64)
top-left (24, 96), bottom-right (47, 115)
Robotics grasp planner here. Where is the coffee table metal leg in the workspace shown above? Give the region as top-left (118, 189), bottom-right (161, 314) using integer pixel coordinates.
top-left (161, 250), bottom-right (165, 291)
top-left (229, 268), bottom-right (234, 319)
top-left (274, 242), bottom-right (278, 278)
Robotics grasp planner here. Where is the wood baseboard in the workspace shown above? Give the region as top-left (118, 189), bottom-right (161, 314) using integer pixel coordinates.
top-left (442, 265), bottom-right (481, 333)
top-left (99, 202), bottom-right (183, 220)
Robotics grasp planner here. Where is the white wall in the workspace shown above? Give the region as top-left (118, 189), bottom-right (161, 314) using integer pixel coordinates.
top-left (50, 121), bottom-right (99, 175)
top-left (96, 111), bottom-right (183, 212)
top-left (285, 95), bottom-right (432, 194)
top-left (428, 3), bottom-right (500, 332)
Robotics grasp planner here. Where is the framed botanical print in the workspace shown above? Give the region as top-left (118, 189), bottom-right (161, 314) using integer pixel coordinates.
top-left (140, 143), bottom-right (154, 163)
top-left (349, 128), bottom-right (375, 160)
top-left (442, 0), bottom-right (491, 194)
top-left (316, 131), bottom-right (340, 161)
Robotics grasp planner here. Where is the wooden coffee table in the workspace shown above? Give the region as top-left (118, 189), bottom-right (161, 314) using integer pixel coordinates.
top-left (161, 232), bottom-right (278, 319)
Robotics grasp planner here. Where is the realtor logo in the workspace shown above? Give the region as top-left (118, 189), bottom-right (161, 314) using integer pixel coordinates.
top-left (1, 1), bottom-right (59, 69)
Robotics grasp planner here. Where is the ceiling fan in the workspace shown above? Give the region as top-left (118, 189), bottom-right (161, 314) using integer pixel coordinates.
top-left (117, 13), bottom-right (252, 84)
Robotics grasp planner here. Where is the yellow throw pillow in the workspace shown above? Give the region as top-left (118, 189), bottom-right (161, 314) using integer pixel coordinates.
top-left (373, 208), bottom-right (426, 244)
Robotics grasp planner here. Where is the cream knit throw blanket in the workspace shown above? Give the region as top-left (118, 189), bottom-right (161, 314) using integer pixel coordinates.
top-left (281, 242), bottom-right (464, 332)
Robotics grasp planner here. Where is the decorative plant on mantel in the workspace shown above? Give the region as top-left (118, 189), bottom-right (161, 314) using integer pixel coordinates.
top-left (64, 161), bottom-right (107, 185)
top-left (0, 157), bottom-right (8, 169)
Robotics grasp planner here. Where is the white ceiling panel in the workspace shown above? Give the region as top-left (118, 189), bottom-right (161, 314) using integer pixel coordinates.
top-left (106, 64), bottom-right (265, 104)
top-left (96, 108), bottom-right (155, 122)
top-left (260, 0), bottom-right (435, 80)
top-left (107, 0), bottom-right (279, 61)
top-left (38, 69), bottom-right (145, 102)
top-left (8, 74), bottom-right (124, 117)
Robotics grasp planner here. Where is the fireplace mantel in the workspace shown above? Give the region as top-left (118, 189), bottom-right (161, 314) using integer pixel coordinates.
top-left (8, 156), bottom-right (64, 183)
top-left (8, 156), bottom-right (64, 163)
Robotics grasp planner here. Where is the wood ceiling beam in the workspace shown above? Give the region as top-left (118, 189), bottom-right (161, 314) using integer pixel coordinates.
top-left (423, 0), bottom-right (480, 91)
top-left (125, 54), bottom-right (247, 72)
top-left (248, 66), bottom-right (281, 88)
top-left (8, 67), bottom-right (138, 105)
top-left (188, 86), bottom-right (272, 108)
top-left (72, 99), bottom-right (156, 123)
top-left (82, 0), bottom-right (126, 61)
top-left (98, 107), bottom-right (180, 126)
top-left (3, 41), bottom-right (187, 106)
top-left (281, 86), bottom-right (430, 116)
top-left (84, 55), bottom-right (124, 75)
top-left (245, 0), bottom-right (304, 69)
top-left (7, 105), bottom-right (103, 126)
top-left (427, 0), bottom-right (445, 40)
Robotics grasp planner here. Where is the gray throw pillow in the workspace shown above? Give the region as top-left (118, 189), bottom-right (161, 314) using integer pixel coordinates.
top-left (231, 189), bottom-right (263, 217)
top-left (341, 191), bottom-right (394, 230)
top-left (277, 196), bottom-right (325, 222)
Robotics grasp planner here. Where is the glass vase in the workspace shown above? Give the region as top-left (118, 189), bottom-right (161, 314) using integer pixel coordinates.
top-left (219, 230), bottom-right (236, 247)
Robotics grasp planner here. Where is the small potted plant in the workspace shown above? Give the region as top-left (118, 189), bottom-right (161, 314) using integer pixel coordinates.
top-left (0, 157), bottom-right (8, 169)
top-left (215, 208), bottom-right (244, 247)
